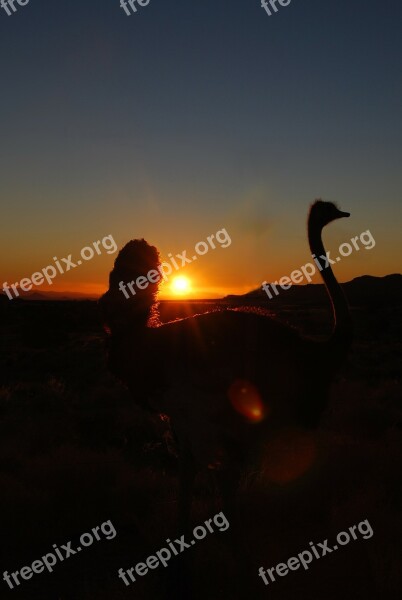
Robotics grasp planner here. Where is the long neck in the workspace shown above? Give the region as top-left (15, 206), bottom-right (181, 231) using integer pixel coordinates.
top-left (308, 220), bottom-right (352, 348)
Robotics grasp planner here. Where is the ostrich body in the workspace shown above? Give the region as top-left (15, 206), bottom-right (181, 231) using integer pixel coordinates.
top-left (100, 200), bottom-right (353, 526)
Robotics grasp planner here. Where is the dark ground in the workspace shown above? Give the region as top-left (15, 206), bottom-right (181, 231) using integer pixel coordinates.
top-left (0, 296), bottom-right (401, 599)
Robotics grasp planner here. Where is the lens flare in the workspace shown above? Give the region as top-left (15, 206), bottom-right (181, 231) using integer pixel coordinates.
top-left (228, 379), bottom-right (267, 423)
top-left (261, 429), bottom-right (316, 484)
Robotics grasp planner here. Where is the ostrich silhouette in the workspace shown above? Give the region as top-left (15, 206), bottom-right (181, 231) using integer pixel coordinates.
top-left (99, 200), bottom-right (353, 532)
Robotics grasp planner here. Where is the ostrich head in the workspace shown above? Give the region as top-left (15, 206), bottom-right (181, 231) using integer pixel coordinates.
top-left (309, 200), bottom-right (350, 229)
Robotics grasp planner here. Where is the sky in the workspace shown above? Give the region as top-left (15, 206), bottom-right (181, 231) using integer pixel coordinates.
top-left (0, 0), bottom-right (401, 299)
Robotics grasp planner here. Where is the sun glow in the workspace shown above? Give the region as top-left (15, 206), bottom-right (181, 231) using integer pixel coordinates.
top-left (170, 276), bottom-right (191, 295)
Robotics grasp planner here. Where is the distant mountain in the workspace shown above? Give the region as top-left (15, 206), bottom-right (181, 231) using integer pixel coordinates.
top-left (224, 274), bottom-right (402, 307)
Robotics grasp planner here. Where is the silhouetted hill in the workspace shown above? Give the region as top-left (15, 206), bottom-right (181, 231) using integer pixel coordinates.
top-left (224, 274), bottom-right (402, 307)
top-left (0, 290), bottom-right (98, 301)
top-left (1, 275), bottom-right (401, 307)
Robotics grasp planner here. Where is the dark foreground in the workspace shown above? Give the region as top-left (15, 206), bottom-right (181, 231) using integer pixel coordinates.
top-left (0, 297), bottom-right (401, 599)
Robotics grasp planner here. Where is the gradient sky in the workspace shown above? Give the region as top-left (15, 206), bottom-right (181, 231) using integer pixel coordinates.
top-left (0, 0), bottom-right (401, 299)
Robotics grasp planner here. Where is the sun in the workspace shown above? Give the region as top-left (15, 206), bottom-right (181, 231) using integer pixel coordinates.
top-left (171, 276), bottom-right (191, 295)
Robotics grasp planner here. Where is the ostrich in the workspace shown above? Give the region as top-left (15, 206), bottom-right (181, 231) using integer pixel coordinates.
top-left (99, 200), bottom-right (353, 534)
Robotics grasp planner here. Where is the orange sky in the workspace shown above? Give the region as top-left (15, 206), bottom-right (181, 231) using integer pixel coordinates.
top-left (1, 205), bottom-right (399, 300)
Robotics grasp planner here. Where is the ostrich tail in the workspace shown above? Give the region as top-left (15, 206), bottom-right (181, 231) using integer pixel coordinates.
top-left (99, 239), bottom-right (161, 336)
top-left (99, 239), bottom-right (162, 397)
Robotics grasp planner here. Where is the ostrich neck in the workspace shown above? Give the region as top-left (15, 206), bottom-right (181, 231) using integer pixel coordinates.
top-left (308, 222), bottom-right (351, 337)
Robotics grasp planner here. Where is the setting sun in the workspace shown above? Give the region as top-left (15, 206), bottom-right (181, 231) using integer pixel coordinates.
top-left (171, 276), bottom-right (191, 295)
